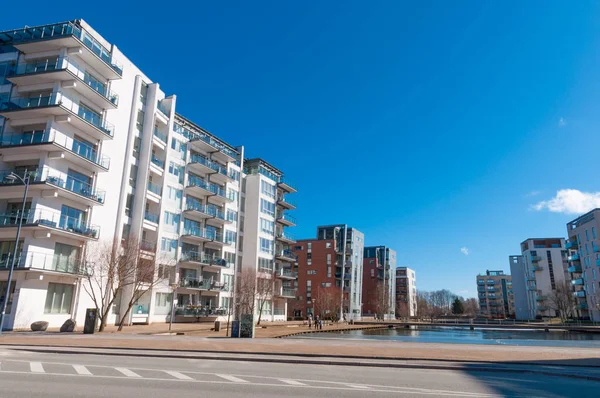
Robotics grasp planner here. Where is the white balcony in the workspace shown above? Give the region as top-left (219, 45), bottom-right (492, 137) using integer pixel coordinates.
top-left (0, 209), bottom-right (99, 242)
top-left (179, 251), bottom-right (229, 273)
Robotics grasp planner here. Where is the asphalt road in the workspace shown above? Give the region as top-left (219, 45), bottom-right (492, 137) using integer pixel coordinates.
top-left (0, 348), bottom-right (598, 397)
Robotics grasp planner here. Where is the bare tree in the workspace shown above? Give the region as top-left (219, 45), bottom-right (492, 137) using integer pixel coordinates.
top-left (256, 272), bottom-right (274, 325)
top-left (396, 299), bottom-right (409, 319)
top-left (369, 283), bottom-right (392, 320)
top-left (462, 298), bottom-right (479, 317)
top-left (234, 268), bottom-right (258, 319)
top-left (547, 281), bottom-right (577, 321)
top-left (313, 286), bottom-right (344, 321)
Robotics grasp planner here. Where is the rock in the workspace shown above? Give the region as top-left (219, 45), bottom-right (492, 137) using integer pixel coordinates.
top-left (30, 321), bottom-right (49, 332)
top-left (60, 319), bottom-right (76, 333)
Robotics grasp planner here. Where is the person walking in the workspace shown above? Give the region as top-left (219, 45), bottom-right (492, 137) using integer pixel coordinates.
top-left (307, 314), bottom-right (312, 329)
top-left (315, 315), bottom-right (320, 330)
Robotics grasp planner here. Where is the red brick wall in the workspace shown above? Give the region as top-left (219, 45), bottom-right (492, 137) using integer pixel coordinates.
top-left (362, 255), bottom-right (382, 315)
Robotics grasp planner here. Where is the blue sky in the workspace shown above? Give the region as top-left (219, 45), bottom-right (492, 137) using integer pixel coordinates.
top-left (3, 1), bottom-right (600, 297)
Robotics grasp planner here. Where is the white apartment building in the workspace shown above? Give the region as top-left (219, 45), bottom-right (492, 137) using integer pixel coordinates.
top-left (516, 238), bottom-right (569, 319)
top-left (395, 267), bottom-right (416, 317)
top-left (0, 19), bottom-right (296, 330)
top-left (566, 209), bottom-right (600, 321)
top-left (240, 159), bottom-right (297, 321)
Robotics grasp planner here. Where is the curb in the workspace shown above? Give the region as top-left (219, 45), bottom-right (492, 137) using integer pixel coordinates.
top-left (3, 345), bottom-right (600, 382)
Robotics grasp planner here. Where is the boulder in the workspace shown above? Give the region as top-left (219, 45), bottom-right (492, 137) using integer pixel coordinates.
top-left (60, 319), bottom-right (76, 333)
top-left (30, 321), bottom-right (49, 332)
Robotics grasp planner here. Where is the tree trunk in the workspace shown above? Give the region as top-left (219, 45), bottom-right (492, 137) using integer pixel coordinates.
top-left (256, 300), bottom-right (265, 325)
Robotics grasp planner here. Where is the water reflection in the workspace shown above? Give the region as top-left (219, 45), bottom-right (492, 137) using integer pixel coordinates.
top-left (294, 326), bottom-right (600, 347)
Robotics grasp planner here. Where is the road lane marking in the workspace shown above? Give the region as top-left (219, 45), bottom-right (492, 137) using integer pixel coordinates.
top-left (348, 384), bottom-right (369, 389)
top-left (279, 378), bottom-right (306, 386)
top-left (73, 365), bottom-right (92, 375)
top-left (30, 362), bottom-right (44, 373)
top-left (115, 367), bottom-right (141, 378)
top-left (216, 374), bottom-right (248, 383)
top-left (164, 370), bottom-right (193, 380)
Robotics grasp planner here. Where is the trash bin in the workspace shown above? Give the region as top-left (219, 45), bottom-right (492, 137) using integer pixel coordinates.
top-left (83, 308), bottom-right (97, 334)
top-left (214, 320), bottom-right (221, 332)
top-left (349, 319), bottom-right (354, 325)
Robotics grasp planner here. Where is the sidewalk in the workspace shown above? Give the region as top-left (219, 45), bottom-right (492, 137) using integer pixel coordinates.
top-left (2, 330), bottom-right (600, 367)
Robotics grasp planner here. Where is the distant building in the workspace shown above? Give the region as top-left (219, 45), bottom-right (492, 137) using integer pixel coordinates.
top-left (509, 255), bottom-right (531, 320)
top-left (476, 270), bottom-right (514, 318)
top-left (566, 209), bottom-right (600, 321)
top-left (517, 238), bottom-right (569, 319)
top-left (395, 267), bottom-right (417, 317)
top-left (362, 246), bottom-right (396, 320)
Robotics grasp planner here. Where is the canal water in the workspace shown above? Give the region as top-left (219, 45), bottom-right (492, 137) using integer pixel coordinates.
top-left (291, 326), bottom-right (600, 347)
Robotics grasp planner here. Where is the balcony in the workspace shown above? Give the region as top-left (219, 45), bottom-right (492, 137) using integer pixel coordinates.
top-left (179, 277), bottom-right (212, 291)
top-left (530, 255), bottom-right (541, 263)
top-left (151, 156), bottom-right (165, 170)
top-left (0, 130), bottom-right (110, 173)
top-left (276, 212), bottom-right (296, 227)
top-left (204, 232), bottom-right (227, 249)
top-left (139, 240), bottom-right (157, 253)
top-left (144, 211), bottom-right (159, 225)
top-left (0, 92), bottom-right (115, 140)
top-left (565, 240), bottom-right (579, 250)
top-left (181, 226), bottom-right (212, 244)
top-left (157, 100), bottom-right (170, 118)
top-left (0, 21), bottom-right (123, 79)
top-left (185, 176), bottom-right (231, 204)
top-left (0, 209), bottom-right (99, 240)
top-left (568, 265), bottom-right (582, 273)
top-left (275, 231), bottom-right (296, 244)
top-left (275, 249), bottom-right (296, 263)
top-left (595, 245), bottom-right (599, 253)
top-left (277, 195), bottom-right (296, 210)
top-left (147, 181), bottom-right (162, 196)
top-left (536, 294), bottom-right (547, 302)
top-left (183, 201), bottom-right (227, 225)
top-left (188, 132), bottom-right (238, 164)
top-left (275, 268), bottom-right (297, 280)
top-left (0, 251), bottom-right (90, 276)
top-left (153, 128), bottom-right (168, 145)
top-left (188, 154), bottom-right (232, 185)
top-left (179, 251), bottom-right (228, 272)
top-left (276, 287), bottom-right (297, 299)
top-left (568, 253), bottom-right (580, 262)
top-left (277, 178), bottom-right (297, 193)
top-left (578, 302), bottom-right (589, 310)
top-left (572, 278), bottom-right (584, 286)
top-left (532, 265), bottom-right (543, 272)
top-left (7, 57), bottom-right (119, 109)
top-left (575, 291), bottom-right (586, 298)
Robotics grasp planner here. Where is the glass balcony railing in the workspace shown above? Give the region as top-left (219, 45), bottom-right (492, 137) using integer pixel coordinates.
top-left (184, 201), bottom-right (225, 220)
top-left (277, 212), bottom-right (296, 224)
top-left (280, 288), bottom-right (297, 298)
top-left (0, 251), bottom-right (90, 275)
top-left (568, 253), bottom-right (580, 262)
top-left (186, 176), bottom-right (226, 198)
top-left (140, 240), bottom-right (157, 251)
top-left (151, 156), bottom-right (165, 169)
top-left (144, 211), bottom-right (159, 223)
top-left (276, 231), bottom-right (295, 241)
top-left (147, 181), bottom-right (162, 195)
top-left (0, 21), bottom-right (123, 75)
top-left (182, 226), bottom-right (210, 239)
top-left (0, 209), bottom-right (99, 238)
top-left (179, 276), bottom-right (212, 290)
top-left (184, 129), bottom-right (238, 160)
top-left (278, 195), bottom-right (296, 207)
top-left (278, 177), bottom-right (296, 191)
top-left (596, 259), bottom-right (600, 267)
top-left (157, 100), bottom-right (169, 116)
top-left (277, 249), bottom-right (296, 260)
top-left (0, 130), bottom-right (110, 169)
top-left (188, 154), bottom-right (228, 177)
top-left (572, 278), bottom-right (584, 286)
top-left (0, 92), bottom-right (115, 137)
top-left (575, 291), bottom-right (586, 298)
top-left (153, 128), bottom-right (167, 143)
top-left (9, 57), bottom-right (119, 105)
top-left (565, 240), bottom-right (578, 250)
top-left (180, 251), bottom-right (228, 267)
top-left (568, 265), bottom-right (582, 273)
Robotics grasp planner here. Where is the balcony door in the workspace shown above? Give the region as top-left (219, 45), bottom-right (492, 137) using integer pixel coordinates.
top-left (53, 242), bottom-right (80, 272)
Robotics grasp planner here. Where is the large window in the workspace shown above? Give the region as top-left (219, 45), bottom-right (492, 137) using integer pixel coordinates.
top-left (167, 186), bottom-right (182, 207)
top-left (261, 180), bottom-right (276, 199)
top-left (225, 230), bottom-right (237, 246)
top-left (60, 205), bottom-right (87, 230)
top-left (260, 238), bottom-right (274, 254)
top-left (260, 199), bottom-right (275, 216)
top-left (163, 211), bottom-right (180, 232)
top-left (168, 162), bottom-right (184, 184)
top-left (258, 257), bottom-right (274, 271)
top-left (170, 138), bottom-right (186, 160)
top-left (154, 292), bottom-right (172, 315)
top-left (161, 238), bottom-right (178, 254)
top-left (53, 243), bottom-right (80, 272)
top-left (44, 283), bottom-right (74, 314)
top-left (260, 218), bottom-right (274, 234)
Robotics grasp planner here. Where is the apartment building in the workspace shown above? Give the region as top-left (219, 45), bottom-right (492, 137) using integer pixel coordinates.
top-left (476, 270), bottom-right (514, 318)
top-left (0, 20), bottom-right (295, 330)
top-left (291, 225), bottom-right (364, 321)
top-left (395, 267), bottom-right (417, 318)
top-left (362, 246), bottom-right (396, 320)
top-left (240, 158), bottom-right (297, 321)
top-left (566, 209), bottom-right (600, 321)
top-left (509, 255), bottom-right (531, 320)
top-left (515, 238), bottom-right (569, 319)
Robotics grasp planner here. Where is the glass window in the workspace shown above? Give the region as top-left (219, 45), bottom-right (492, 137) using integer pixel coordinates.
top-left (260, 199), bottom-right (275, 216)
top-left (140, 83), bottom-right (148, 104)
top-left (0, 280), bottom-right (16, 314)
top-left (59, 205), bottom-right (87, 231)
top-left (168, 162), bottom-right (184, 184)
top-left (586, 230), bottom-right (590, 241)
top-left (261, 180), bottom-right (276, 198)
top-left (260, 218), bottom-right (274, 234)
top-left (44, 283), bottom-right (73, 314)
top-left (227, 210), bottom-right (238, 222)
top-left (167, 186), bottom-right (182, 207)
top-left (260, 238), bottom-right (274, 254)
top-left (163, 211), bottom-right (180, 232)
top-left (53, 243), bottom-right (80, 272)
top-left (225, 230), bottom-right (237, 245)
top-left (161, 238), bottom-right (178, 253)
top-left (593, 227), bottom-right (597, 240)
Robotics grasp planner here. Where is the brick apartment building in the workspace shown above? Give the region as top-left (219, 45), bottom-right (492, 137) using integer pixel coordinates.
top-left (362, 246), bottom-right (396, 320)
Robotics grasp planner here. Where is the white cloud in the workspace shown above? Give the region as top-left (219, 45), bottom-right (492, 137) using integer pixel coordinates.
top-left (558, 117), bottom-right (566, 127)
top-left (532, 189), bottom-right (600, 214)
top-left (460, 247), bottom-right (469, 256)
top-left (525, 190), bottom-right (541, 198)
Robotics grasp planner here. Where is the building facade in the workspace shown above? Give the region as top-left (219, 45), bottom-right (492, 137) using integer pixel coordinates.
top-left (395, 267), bottom-right (416, 318)
top-left (509, 255), bottom-right (531, 320)
top-left (291, 225), bottom-right (364, 321)
top-left (517, 238), bottom-right (569, 319)
top-left (566, 209), bottom-right (600, 321)
top-left (0, 20), bottom-right (296, 330)
top-left (476, 270), bottom-right (514, 318)
top-left (362, 246), bottom-right (396, 320)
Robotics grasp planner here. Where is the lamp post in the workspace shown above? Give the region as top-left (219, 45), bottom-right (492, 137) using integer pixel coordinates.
top-left (0, 171), bottom-right (31, 335)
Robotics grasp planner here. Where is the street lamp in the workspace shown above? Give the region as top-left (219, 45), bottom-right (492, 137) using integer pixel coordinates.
top-left (0, 171), bottom-right (31, 335)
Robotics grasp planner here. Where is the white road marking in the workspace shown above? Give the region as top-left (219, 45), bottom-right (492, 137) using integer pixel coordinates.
top-left (216, 374), bottom-right (248, 383)
top-left (30, 362), bottom-right (44, 373)
top-left (279, 378), bottom-right (306, 386)
top-left (348, 384), bottom-right (369, 389)
top-left (164, 370), bottom-right (193, 380)
top-left (114, 367), bottom-right (141, 378)
top-left (72, 365), bottom-right (92, 375)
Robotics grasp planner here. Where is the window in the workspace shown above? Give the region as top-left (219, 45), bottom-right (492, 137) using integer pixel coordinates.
top-left (594, 227), bottom-right (597, 240)
top-left (44, 283), bottom-right (73, 314)
top-left (170, 138), bottom-right (186, 160)
top-left (307, 270), bottom-right (317, 275)
top-left (155, 292), bottom-right (172, 307)
top-left (60, 205), bottom-right (87, 230)
top-left (225, 230), bottom-right (237, 245)
top-left (158, 264), bottom-right (174, 280)
top-left (326, 242), bottom-right (332, 248)
top-left (260, 238), bottom-right (274, 254)
top-left (321, 282), bottom-right (332, 288)
top-left (586, 230), bottom-right (590, 241)
top-left (227, 210), bottom-right (238, 222)
top-left (229, 169), bottom-right (240, 182)
top-left (167, 186), bottom-right (182, 207)
top-left (136, 110), bottom-right (145, 132)
top-left (140, 83), bottom-right (148, 104)
top-left (163, 211), bottom-right (180, 232)
top-left (129, 165), bottom-right (138, 187)
top-left (168, 162), bottom-right (184, 184)
top-left (161, 238), bottom-right (178, 253)
top-left (260, 218), bottom-right (274, 234)
top-left (125, 194), bottom-right (134, 216)
top-left (260, 199), bottom-right (275, 216)
top-left (261, 180), bottom-right (276, 198)
top-left (53, 243), bottom-right (80, 272)
top-left (228, 189), bottom-right (239, 202)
